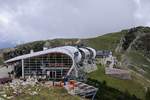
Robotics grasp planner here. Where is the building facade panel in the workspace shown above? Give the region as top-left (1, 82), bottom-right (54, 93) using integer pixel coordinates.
top-left (23, 52), bottom-right (73, 79)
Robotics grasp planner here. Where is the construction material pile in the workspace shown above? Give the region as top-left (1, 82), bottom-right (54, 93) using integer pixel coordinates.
top-left (0, 77), bottom-right (39, 99)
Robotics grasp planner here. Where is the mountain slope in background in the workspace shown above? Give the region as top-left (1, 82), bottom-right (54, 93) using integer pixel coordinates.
top-left (0, 26), bottom-right (150, 99)
top-left (115, 26), bottom-right (150, 80)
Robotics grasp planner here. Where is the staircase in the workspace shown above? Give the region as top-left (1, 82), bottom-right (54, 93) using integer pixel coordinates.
top-left (65, 81), bottom-right (98, 100)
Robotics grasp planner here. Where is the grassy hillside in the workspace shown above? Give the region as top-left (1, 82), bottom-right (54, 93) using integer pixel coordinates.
top-left (2, 32), bottom-right (124, 60)
top-left (88, 64), bottom-right (147, 99)
top-left (117, 27), bottom-right (150, 80)
top-left (125, 51), bottom-right (150, 79)
top-left (87, 27), bottom-right (150, 99)
top-left (85, 32), bottom-right (124, 51)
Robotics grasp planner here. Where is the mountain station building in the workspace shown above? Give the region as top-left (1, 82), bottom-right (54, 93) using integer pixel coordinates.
top-left (5, 46), bottom-right (97, 80)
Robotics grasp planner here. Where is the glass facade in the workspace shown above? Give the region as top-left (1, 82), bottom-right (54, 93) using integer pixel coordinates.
top-left (23, 52), bottom-right (73, 79)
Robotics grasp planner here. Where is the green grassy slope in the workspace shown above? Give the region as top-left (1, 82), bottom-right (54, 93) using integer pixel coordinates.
top-left (85, 30), bottom-right (150, 99)
top-left (85, 32), bottom-right (124, 51)
top-left (88, 65), bottom-right (146, 99)
top-left (126, 51), bottom-right (150, 79)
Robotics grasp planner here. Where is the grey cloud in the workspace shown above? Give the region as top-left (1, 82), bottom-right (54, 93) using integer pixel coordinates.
top-left (134, 0), bottom-right (150, 26)
top-left (0, 0), bottom-right (144, 47)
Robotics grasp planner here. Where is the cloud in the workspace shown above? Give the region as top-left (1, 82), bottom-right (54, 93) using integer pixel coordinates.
top-left (133, 0), bottom-right (150, 26)
top-left (0, 0), bottom-right (139, 47)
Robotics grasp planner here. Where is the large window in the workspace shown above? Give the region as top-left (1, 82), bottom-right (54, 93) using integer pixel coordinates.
top-left (24, 52), bottom-right (73, 79)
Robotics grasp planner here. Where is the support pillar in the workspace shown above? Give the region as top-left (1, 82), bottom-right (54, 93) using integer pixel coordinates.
top-left (92, 89), bottom-right (98, 100)
top-left (22, 59), bottom-right (24, 78)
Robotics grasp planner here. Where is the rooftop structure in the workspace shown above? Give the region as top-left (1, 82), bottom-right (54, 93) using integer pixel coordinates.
top-left (96, 50), bottom-right (112, 58)
top-left (105, 68), bottom-right (131, 80)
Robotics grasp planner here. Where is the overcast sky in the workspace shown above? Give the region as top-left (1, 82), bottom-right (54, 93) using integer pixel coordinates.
top-left (0, 0), bottom-right (150, 48)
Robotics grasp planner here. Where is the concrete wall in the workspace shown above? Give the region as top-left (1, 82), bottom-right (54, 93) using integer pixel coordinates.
top-left (0, 66), bottom-right (14, 78)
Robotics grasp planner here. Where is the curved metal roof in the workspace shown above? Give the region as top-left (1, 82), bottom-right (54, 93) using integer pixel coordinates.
top-left (79, 48), bottom-right (90, 57)
top-left (86, 47), bottom-right (96, 59)
top-left (5, 46), bottom-right (80, 63)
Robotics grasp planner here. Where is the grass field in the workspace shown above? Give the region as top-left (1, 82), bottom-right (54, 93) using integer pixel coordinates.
top-left (88, 64), bottom-right (146, 99)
